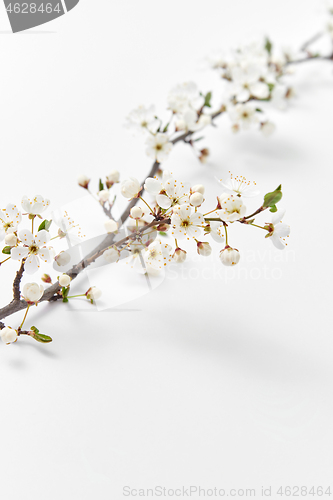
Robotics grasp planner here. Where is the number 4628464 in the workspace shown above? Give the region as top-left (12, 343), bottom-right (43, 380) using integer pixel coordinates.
top-left (6, 3), bottom-right (62, 14)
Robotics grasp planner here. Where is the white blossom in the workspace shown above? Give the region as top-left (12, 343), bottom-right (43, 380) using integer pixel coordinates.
top-left (218, 174), bottom-right (260, 198)
top-left (130, 206), bottom-right (143, 220)
top-left (104, 219), bottom-right (118, 233)
top-left (103, 246), bottom-right (120, 263)
top-left (219, 247), bottom-right (240, 266)
top-left (0, 204), bottom-right (21, 241)
top-left (267, 209), bottom-right (290, 249)
top-left (143, 239), bottom-right (173, 274)
top-left (59, 274), bottom-right (71, 287)
top-left (5, 233), bottom-right (17, 246)
top-left (175, 109), bottom-right (212, 132)
top-left (230, 63), bottom-right (270, 102)
top-left (0, 327), bottom-right (18, 344)
top-left (125, 105), bottom-right (159, 134)
top-left (145, 133), bottom-right (173, 163)
top-left (218, 194), bottom-right (247, 222)
top-left (54, 251), bottom-right (71, 267)
top-left (209, 221), bottom-right (226, 243)
top-left (21, 195), bottom-right (50, 215)
top-left (106, 170), bottom-right (120, 187)
top-left (197, 242), bottom-right (212, 257)
top-left (261, 121), bottom-right (276, 137)
top-left (86, 287), bottom-right (102, 301)
top-left (167, 82), bottom-right (203, 114)
top-left (173, 247), bottom-right (187, 263)
top-left (228, 103), bottom-right (259, 130)
top-left (171, 205), bottom-right (204, 240)
top-left (99, 190), bottom-right (110, 203)
top-left (120, 177), bottom-right (141, 200)
top-left (78, 175), bottom-right (90, 189)
top-left (11, 230), bottom-right (52, 274)
top-left (189, 192), bottom-right (204, 207)
top-left (22, 282), bottom-right (44, 303)
top-left (144, 171), bottom-right (188, 209)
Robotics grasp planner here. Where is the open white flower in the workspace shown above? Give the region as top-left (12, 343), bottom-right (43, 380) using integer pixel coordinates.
top-left (145, 133), bottom-right (173, 163)
top-left (0, 327), bottom-right (18, 344)
top-left (52, 210), bottom-right (84, 246)
top-left (171, 205), bottom-right (204, 239)
top-left (231, 63), bottom-right (270, 102)
top-left (167, 82), bottom-right (203, 114)
top-left (126, 105), bottom-right (159, 134)
top-left (11, 230), bottom-right (52, 274)
top-left (22, 283), bottom-right (44, 303)
top-left (218, 194), bottom-right (246, 222)
top-left (267, 209), bottom-right (290, 249)
top-left (0, 204), bottom-right (21, 241)
top-left (120, 177), bottom-right (141, 200)
top-left (209, 221), bottom-right (226, 243)
top-left (176, 109), bottom-right (212, 132)
top-left (228, 103), bottom-right (258, 130)
top-left (143, 239), bottom-right (173, 274)
top-left (144, 171), bottom-right (188, 210)
top-left (21, 195), bottom-right (50, 215)
top-left (217, 174), bottom-right (260, 198)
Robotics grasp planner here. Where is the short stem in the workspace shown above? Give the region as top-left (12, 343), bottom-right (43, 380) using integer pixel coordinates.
top-left (203, 208), bottom-right (218, 217)
top-left (138, 196), bottom-right (154, 215)
top-left (19, 305), bottom-right (30, 331)
top-left (224, 224), bottom-right (228, 246)
top-left (0, 256), bottom-right (11, 265)
top-left (67, 294), bottom-right (86, 299)
top-left (250, 223), bottom-right (268, 231)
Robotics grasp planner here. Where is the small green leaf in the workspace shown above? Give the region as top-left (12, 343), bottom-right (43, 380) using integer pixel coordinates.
top-left (159, 232), bottom-right (167, 237)
top-left (256, 108), bottom-right (263, 113)
top-left (263, 185), bottom-right (282, 208)
top-left (192, 136), bottom-right (204, 142)
top-left (163, 122), bottom-right (169, 133)
top-left (267, 83), bottom-right (275, 92)
top-left (204, 91), bottom-right (212, 108)
top-left (265, 37), bottom-right (273, 55)
top-left (269, 205), bottom-right (278, 213)
top-left (99, 179), bottom-right (104, 191)
top-left (38, 219), bottom-right (52, 232)
top-left (62, 287), bottom-right (69, 302)
top-left (30, 326), bottom-right (52, 343)
top-left (2, 246), bottom-right (11, 255)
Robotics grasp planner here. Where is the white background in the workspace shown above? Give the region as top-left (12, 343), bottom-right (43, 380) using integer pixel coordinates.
top-left (0, 1), bottom-right (333, 498)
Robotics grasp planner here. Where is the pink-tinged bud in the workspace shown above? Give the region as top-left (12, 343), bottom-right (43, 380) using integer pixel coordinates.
top-left (86, 287), bottom-right (102, 301)
top-left (197, 241), bottom-right (212, 257)
top-left (55, 251), bottom-right (71, 267)
top-left (173, 248), bottom-right (187, 263)
top-left (41, 274), bottom-right (52, 284)
top-left (157, 223), bottom-right (169, 232)
top-left (78, 175), bottom-right (90, 189)
top-left (106, 170), bottom-right (120, 188)
top-left (219, 246), bottom-right (240, 266)
top-left (199, 148), bottom-right (209, 163)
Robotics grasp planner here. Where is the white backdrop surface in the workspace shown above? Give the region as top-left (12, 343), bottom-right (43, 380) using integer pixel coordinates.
top-left (0, 1), bottom-right (333, 499)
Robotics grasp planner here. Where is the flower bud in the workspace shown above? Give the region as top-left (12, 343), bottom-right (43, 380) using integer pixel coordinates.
top-left (130, 206), bottom-right (144, 220)
top-left (261, 121), bottom-right (276, 137)
top-left (86, 287), bottom-right (102, 301)
top-left (0, 327), bottom-right (18, 344)
top-left (104, 219), bottom-right (118, 233)
top-left (173, 248), bottom-right (187, 263)
top-left (5, 233), bottom-right (17, 246)
top-left (103, 246), bottom-right (120, 263)
top-left (99, 189), bottom-right (110, 203)
top-left (59, 274), bottom-right (71, 287)
top-left (199, 148), bottom-right (210, 163)
top-left (197, 241), bottom-right (212, 257)
top-left (120, 177), bottom-right (141, 200)
top-left (106, 170), bottom-right (120, 188)
top-left (41, 274), bottom-right (52, 284)
top-left (55, 251), bottom-right (71, 267)
top-left (190, 192), bottom-right (204, 207)
top-left (78, 175), bottom-right (90, 189)
top-left (23, 282), bottom-right (44, 303)
top-left (192, 184), bottom-right (205, 195)
top-left (219, 246), bottom-right (240, 266)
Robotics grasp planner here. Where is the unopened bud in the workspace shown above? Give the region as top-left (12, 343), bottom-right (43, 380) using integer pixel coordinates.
top-left (5, 233), bottom-right (17, 246)
top-left (104, 219), bottom-right (118, 233)
top-left (130, 206), bottom-right (144, 220)
top-left (197, 241), bottom-right (212, 257)
top-left (173, 248), bottom-right (187, 263)
top-left (41, 274), bottom-right (52, 284)
top-left (78, 175), bottom-right (90, 189)
top-left (190, 192), bottom-right (204, 207)
top-left (199, 148), bottom-right (210, 163)
top-left (55, 251), bottom-right (71, 267)
top-left (219, 246), bottom-right (240, 266)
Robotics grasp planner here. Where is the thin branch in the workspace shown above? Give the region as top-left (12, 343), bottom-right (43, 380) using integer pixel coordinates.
top-left (12, 259), bottom-right (25, 302)
top-left (300, 31), bottom-right (324, 52)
